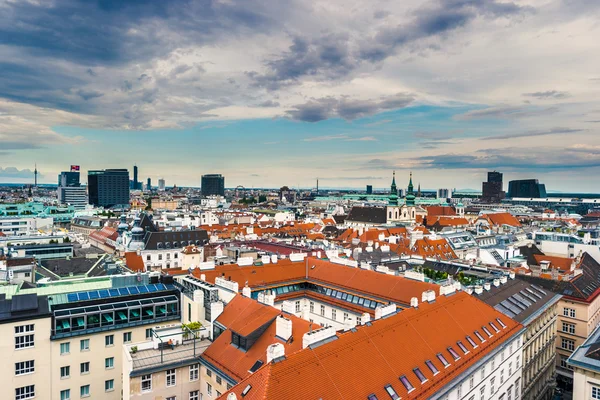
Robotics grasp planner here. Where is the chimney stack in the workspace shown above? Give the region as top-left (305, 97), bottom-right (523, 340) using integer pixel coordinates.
top-left (302, 327), bottom-right (336, 349)
top-left (276, 315), bottom-right (292, 341)
top-left (266, 343), bottom-right (285, 363)
top-left (242, 285), bottom-right (251, 298)
top-left (410, 297), bottom-right (419, 308)
top-left (281, 300), bottom-right (295, 314)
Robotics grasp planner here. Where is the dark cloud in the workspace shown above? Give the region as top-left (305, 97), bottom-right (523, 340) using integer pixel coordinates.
top-left (285, 93), bottom-right (414, 122)
top-left (257, 100), bottom-right (281, 108)
top-left (481, 127), bottom-right (585, 140)
top-left (77, 89), bottom-right (104, 101)
top-left (522, 90), bottom-right (570, 99)
top-left (320, 176), bottom-right (384, 180)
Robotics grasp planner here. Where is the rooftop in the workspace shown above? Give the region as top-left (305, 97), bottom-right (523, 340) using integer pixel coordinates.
top-left (131, 338), bottom-right (211, 373)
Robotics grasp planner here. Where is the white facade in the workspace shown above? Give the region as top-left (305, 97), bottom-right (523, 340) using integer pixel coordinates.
top-left (142, 249), bottom-right (183, 270)
top-left (58, 187), bottom-right (88, 209)
top-left (0, 216), bottom-right (53, 235)
top-left (432, 334), bottom-right (524, 400)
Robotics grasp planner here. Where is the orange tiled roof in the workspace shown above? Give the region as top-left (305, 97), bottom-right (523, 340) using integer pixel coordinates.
top-left (426, 205), bottom-right (457, 217)
top-left (483, 213), bottom-right (521, 227)
top-left (219, 291), bottom-right (522, 400)
top-left (124, 252), bottom-right (145, 272)
top-left (533, 254), bottom-right (574, 272)
top-left (203, 295), bottom-right (318, 381)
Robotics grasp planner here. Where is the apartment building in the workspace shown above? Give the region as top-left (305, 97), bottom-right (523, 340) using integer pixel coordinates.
top-left (0, 216), bottom-right (53, 235)
top-left (568, 323), bottom-right (600, 399)
top-left (518, 252), bottom-right (600, 388)
top-left (221, 290), bottom-right (525, 400)
top-left (0, 274), bottom-right (181, 400)
top-left (477, 277), bottom-right (562, 400)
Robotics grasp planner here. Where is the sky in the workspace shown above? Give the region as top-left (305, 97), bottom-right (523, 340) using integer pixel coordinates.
top-left (1, 0), bottom-right (600, 191)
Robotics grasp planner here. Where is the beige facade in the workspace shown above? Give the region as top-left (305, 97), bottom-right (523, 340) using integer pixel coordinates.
top-left (51, 325), bottom-right (153, 400)
top-left (1, 317), bottom-right (53, 400)
top-left (522, 300), bottom-right (559, 400)
top-left (200, 365), bottom-right (232, 399)
top-left (572, 365), bottom-right (600, 400)
top-left (555, 296), bottom-right (600, 382)
top-left (127, 364), bottom-right (202, 400)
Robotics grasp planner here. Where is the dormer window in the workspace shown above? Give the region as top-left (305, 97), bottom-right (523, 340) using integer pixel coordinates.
top-left (157, 243), bottom-right (163, 249)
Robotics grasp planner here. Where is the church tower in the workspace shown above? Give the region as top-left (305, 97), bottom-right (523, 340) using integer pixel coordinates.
top-left (388, 171), bottom-right (398, 206)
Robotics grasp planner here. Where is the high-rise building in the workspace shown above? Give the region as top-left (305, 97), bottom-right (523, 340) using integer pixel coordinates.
top-left (87, 169), bottom-right (130, 208)
top-left (507, 179), bottom-right (547, 198)
top-left (131, 165), bottom-right (140, 190)
top-left (437, 188), bottom-right (451, 199)
top-left (158, 178), bottom-right (166, 191)
top-left (201, 174), bottom-right (225, 196)
top-left (57, 165), bottom-right (87, 209)
top-left (482, 171), bottom-right (505, 203)
top-left (147, 177), bottom-right (151, 191)
top-left (366, 185), bottom-right (373, 195)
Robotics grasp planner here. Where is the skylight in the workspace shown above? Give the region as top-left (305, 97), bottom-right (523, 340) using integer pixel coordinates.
top-left (490, 322), bottom-right (500, 333)
top-left (436, 353), bottom-right (450, 368)
top-left (457, 341), bottom-right (469, 354)
top-left (385, 385), bottom-right (400, 399)
top-left (425, 360), bottom-right (439, 375)
top-left (466, 336), bottom-right (478, 348)
top-left (414, 368), bottom-right (428, 384)
top-left (399, 375), bottom-right (415, 393)
top-left (482, 326), bottom-right (493, 337)
top-left (496, 318), bottom-right (507, 328)
top-left (474, 330), bottom-right (486, 342)
top-left (367, 394), bottom-right (379, 400)
top-left (447, 346), bottom-right (461, 361)
top-left (241, 384), bottom-right (252, 397)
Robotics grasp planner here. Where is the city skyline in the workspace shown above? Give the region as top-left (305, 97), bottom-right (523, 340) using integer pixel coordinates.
top-left (1, 0), bottom-right (599, 190)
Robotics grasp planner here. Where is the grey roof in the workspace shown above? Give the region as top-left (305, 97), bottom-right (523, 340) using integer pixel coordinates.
top-left (346, 206), bottom-right (386, 224)
top-left (569, 323), bottom-right (600, 372)
top-left (475, 277), bottom-right (561, 325)
top-left (0, 294), bottom-right (50, 322)
top-left (143, 230), bottom-right (209, 250)
top-left (40, 257), bottom-right (105, 278)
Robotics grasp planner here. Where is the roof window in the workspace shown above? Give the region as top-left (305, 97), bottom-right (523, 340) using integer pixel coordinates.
top-left (384, 385), bottom-right (400, 399)
top-left (457, 341), bottom-right (469, 354)
top-left (490, 321), bottom-right (500, 332)
top-left (447, 346), bottom-right (461, 361)
top-left (425, 360), bottom-right (439, 375)
top-left (413, 367), bottom-right (428, 384)
top-left (399, 375), bottom-right (415, 393)
top-left (241, 385), bottom-right (252, 397)
top-left (436, 353), bottom-right (450, 368)
top-left (496, 318), bottom-right (507, 329)
top-left (474, 330), bottom-right (486, 342)
top-left (466, 336), bottom-right (478, 348)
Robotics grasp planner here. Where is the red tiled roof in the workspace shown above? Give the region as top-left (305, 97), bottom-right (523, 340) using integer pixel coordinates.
top-left (124, 252), bottom-right (145, 272)
top-left (533, 254), bottom-right (574, 272)
top-left (426, 206), bottom-right (457, 217)
top-left (482, 213), bottom-right (521, 227)
top-left (219, 291), bottom-right (522, 400)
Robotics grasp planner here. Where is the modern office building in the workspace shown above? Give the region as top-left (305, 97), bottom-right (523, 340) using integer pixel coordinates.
top-left (482, 171), bottom-right (505, 202)
top-left (366, 185), bottom-right (373, 194)
top-left (132, 165), bottom-right (140, 190)
top-left (87, 169), bottom-right (130, 208)
top-left (437, 188), bottom-right (452, 199)
top-left (147, 178), bottom-right (151, 191)
top-left (508, 179), bottom-right (547, 199)
top-left (201, 174), bottom-right (225, 196)
top-left (158, 179), bottom-right (166, 192)
top-left (57, 166), bottom-right (87, 209)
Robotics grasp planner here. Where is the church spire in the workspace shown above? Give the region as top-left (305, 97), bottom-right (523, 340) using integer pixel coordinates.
top-left (388, 171), bottom-right (398, 206)
top-left (390, 170), bottom-right (397, 193)
top-left (407, 171), bottom-right (414, 194)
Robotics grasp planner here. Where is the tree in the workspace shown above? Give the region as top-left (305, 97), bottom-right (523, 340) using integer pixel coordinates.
top-left (258, 195), bottom-right (267, 203)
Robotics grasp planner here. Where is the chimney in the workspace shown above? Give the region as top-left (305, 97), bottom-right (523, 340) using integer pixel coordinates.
top-left (242, 285), bottom-right (251, 298)
top-left (493, 278), bottom-right (500, 287)
top-left (509, 272), bottom-right (515, 280)
top-left (410, 297), bottom-right (419, 308)
top-left (439, 283), bottom-right (456, 296)
top-left (266, 342), bottom-right (285, 363)
top-left (465, 287), bottom-right (474, 295)
top-left (361, 313), bottom-right (371, 325)
top-left (302, 326), bottom-right (337, 349)
top-left (200, 274), bottom-right (206, 281)
top-left (276, 315), bottom-right (292, 341)
top-left (343, 316), bottom-right (356, 331)
top-left (483, 282), bottom-right (491, 291)
top-left (227, 393), bottom-right (238, 400)
top-left (258, 292), bottom-right (275, 307)
top-left (375, 303), bottom-right (397, 319)
top-left (421, 290), bottom-right (436, 303)
top-left (271, 254), bottom-right (278, 264)
top-left (281, 300), bottom-right (295, 314)
top-left (500, 275), bottom-right (508, 284)
top-left (474, 285), bottom-right (483, 295)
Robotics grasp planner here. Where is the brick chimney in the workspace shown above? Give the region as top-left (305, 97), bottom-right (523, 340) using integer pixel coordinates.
top-left (276, 315), bottom-right (292, 341)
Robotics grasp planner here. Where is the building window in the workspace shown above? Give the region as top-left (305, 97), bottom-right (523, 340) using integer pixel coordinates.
top-left (469, 375), bottom-right (474, 389)
top-left (189, 364), bottom-right (199, 381)
top-left (61, 365), bottom-right (70, 378)
top-left (188, 303), bottom-right (192, 321)
top-left (515, 379), bottom-right (520, 398)
top-left (105, 379), bottom-right (114, 392)
top-left (560, 356), bottom-right (573, 370)
top-left (80, 385), bottom-right (90, 398)
top-left (147, 255), bottom-right (151, 261)
top-left (344, 312), bottom-right (349, 321)
top-left (295, 301), bottom-right (301, 313)
top-left (15, 324), bottom-right (35, 349)
top-left (216, 376), bottom-right (222, 385)
top-left (60, 342), bottom-right (70, 355)
top-left (331, 309), bottom-right (337, 320)
top-left (15, 360), bottom-right (35, 376)
top-left (480, 386), bottom-right (486, 400)
top-left (190, 390), bottom-right (199, 400)
top-left (123, 332), bottom-right (132, 343)
top-left (490, 377), bottom-right (495, 395)
top-left (158, 254), bottom-right (163, 261)
top-left (166, 397), bottom-right (176, 400)
top-left (561, 337), bottom-right (575, 351)
top-left (105, 334), bottom-right (114, 346)
top-left (500, 369), bottom-right (504, 384)
top-left (509, 362), bottom-right (513, 376)
top-left (217, 391), bottom-right (222, 397)
top-left (563, 307), bottom-right (576, 318)
top-left (141, 374), bottom-right (152, 392)
top-left (593, 387), bottom-right (600, 400)
top-left (507, 385), bottom-right (513, 400)
top-left (105, 357), bottom-right (114, 369)
top-left (146, 328), bottom-right (153, 339)
top-left (60, 389), bottom-right (70, 400)
top-left (15, 385), bottom-right (35, 400)
top-left (516, 355), bottom-right (520, 369)
top-left (207, 383), bottom-right (213, 396)
top-left (320, 305), bottom-right (325, 316)
top-left (562, 322), bottom-right (576, 334)
top-left (310, 301), bottom-right (314, 313)
top-left (80, 339), bottom-right (90, 351)
top-left (80, 362), bottom-right (90, 374)
top-left (166, 368), bottom-right (176, 387)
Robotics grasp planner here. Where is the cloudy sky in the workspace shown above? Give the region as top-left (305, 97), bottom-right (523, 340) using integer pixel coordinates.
top-left (1, 0), bottom-right (599, 191)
